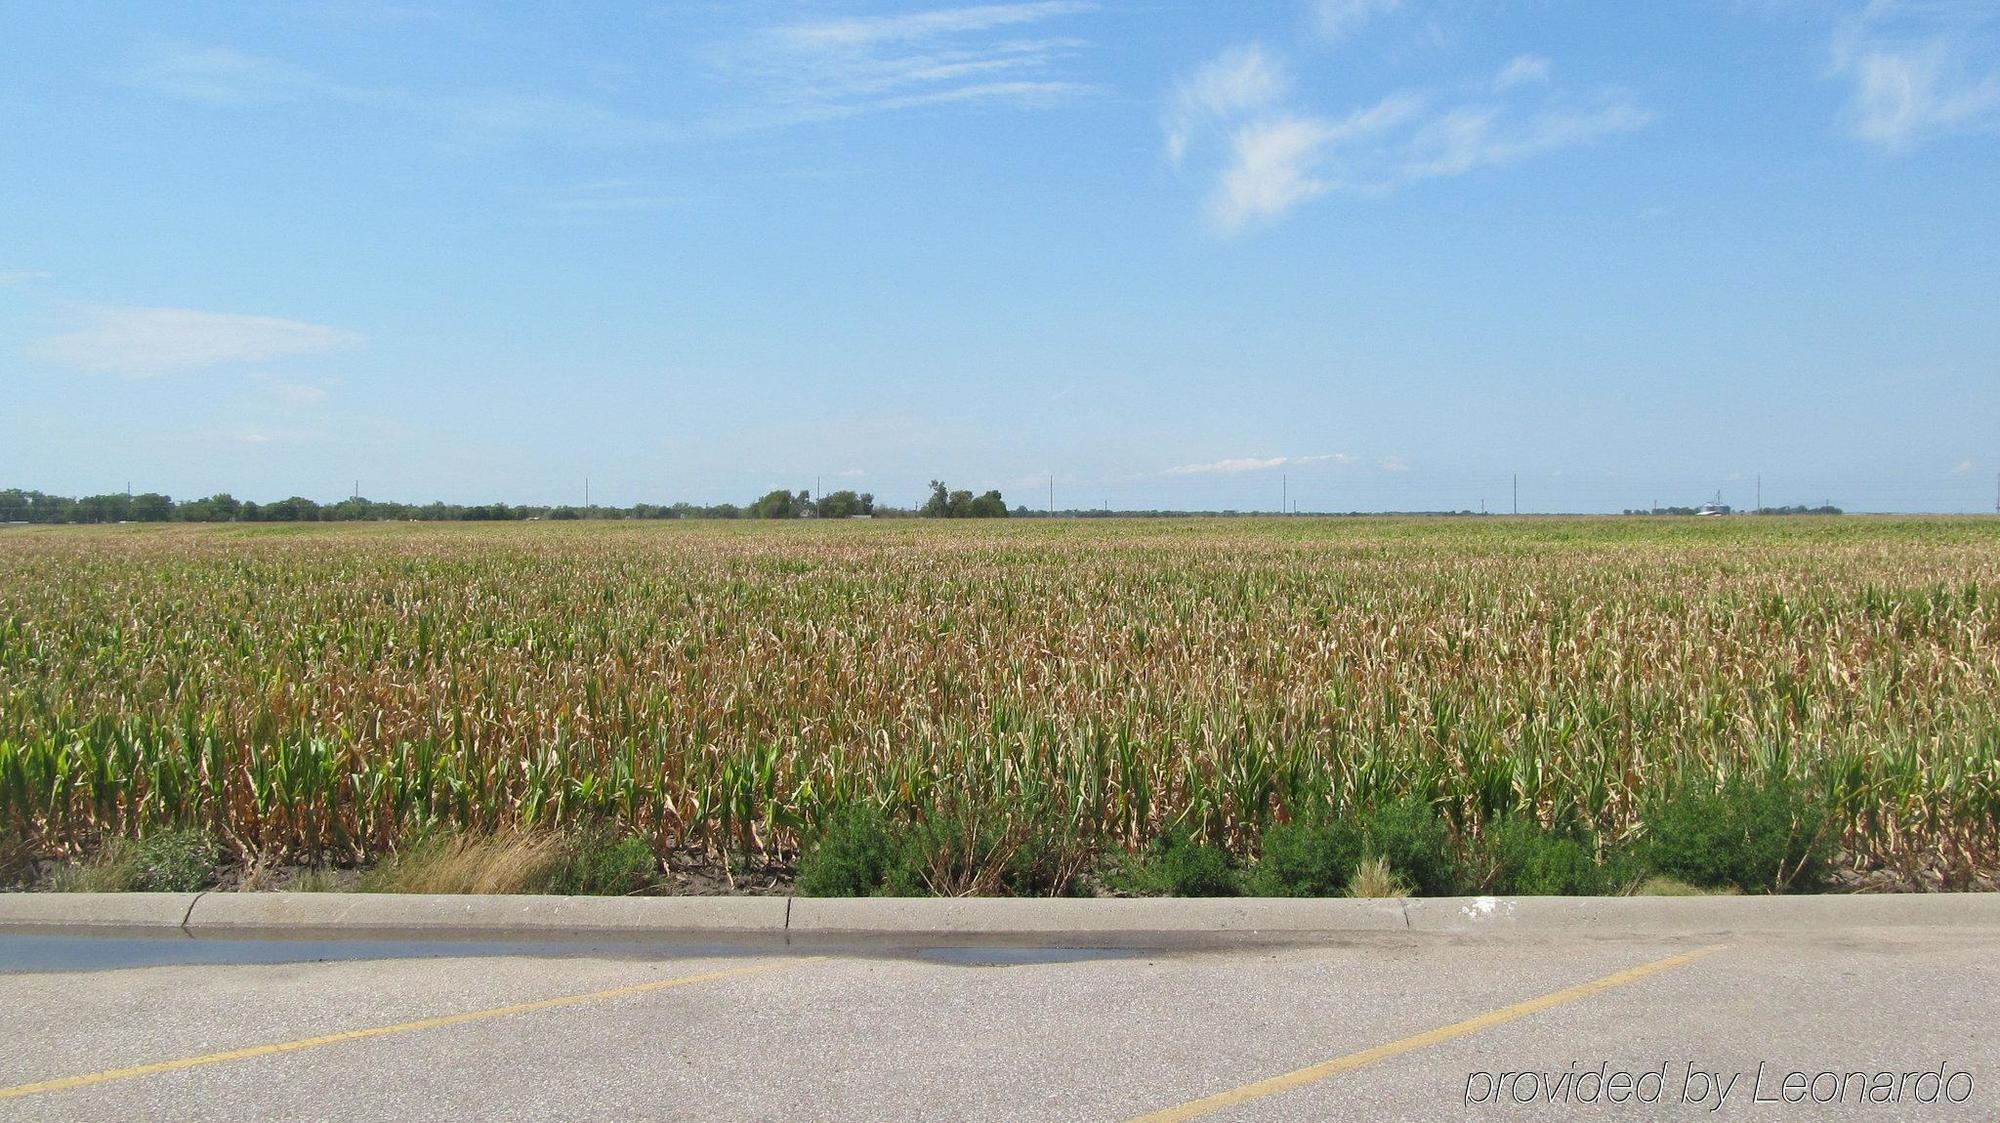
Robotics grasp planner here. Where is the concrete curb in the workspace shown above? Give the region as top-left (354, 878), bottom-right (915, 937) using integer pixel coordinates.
top-left (185, 893), bottom-right (789, 943)
top-left (1, 893), bottom-right (1996, 947)
top-left (0, 893), bottom-right (201, 933)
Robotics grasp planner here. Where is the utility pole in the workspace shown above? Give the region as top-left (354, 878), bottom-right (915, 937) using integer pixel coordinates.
top-left (1756, 475), bottom-right (1761, 515)
top-left (1512, 474), bottom-right (1518, 516)
top-left (1282, 474), bottom-right (1287, 515)
top-left (584, 477), bottom-right (589, 509)
top-left (1048, 474), bottom-right (1054, 516)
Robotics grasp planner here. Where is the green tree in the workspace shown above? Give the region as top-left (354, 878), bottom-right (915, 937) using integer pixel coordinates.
top-left (967, 490), bottom-right (1008, 518)
top-left (923, 480), bottom-right (951, 517)
top-left (921, 481), bottom-right (1008, 518)
top-left (748, 489), bottom-right (800, 518)
top-left (817, 490), bottom-right (875, 518)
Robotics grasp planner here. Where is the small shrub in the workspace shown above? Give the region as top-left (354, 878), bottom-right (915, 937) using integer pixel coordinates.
top-left (1639, 775), bottom-right (1832, 894)
top-left (995, 798), bottom-right (1092, 897)
top-left (891, 801), bottom-right (1017, 896)
top-left (131, 831), bottom-right (220, 892)
top-left (1346, 856), bottom-right (1409, 898)
top-left (1153, 832), bottom-right (1238, 896)
top-left (42, 832), bottom-right (219, 892)
top-left (548, 828), bottom-right (661, 896)
top-left (1479, 817), bottom-right (1612, 896)
top-left (799, 795), bottom-right (1093, 897)
top-left (796, 805), bottom-right (899, 897)
top-left (1247, 818), bottom-right (1364, 896)
top-left (1364, 796), bottom-right (1463, 896)
top-left (1104, 829), bottom-right (1239, 897)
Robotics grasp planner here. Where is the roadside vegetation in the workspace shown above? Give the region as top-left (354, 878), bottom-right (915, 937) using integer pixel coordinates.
top-left (1, 517), bottom-right (1994, 895)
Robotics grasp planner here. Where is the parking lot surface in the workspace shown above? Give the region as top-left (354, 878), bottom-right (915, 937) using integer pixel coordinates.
top-left (1, 924), bottom-right (1993, 1121)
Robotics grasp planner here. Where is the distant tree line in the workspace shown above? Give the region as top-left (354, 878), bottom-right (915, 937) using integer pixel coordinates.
top-left (0, 484), bottom-right (1012, 524)
top-left (1623, 504), bottom-right (1843, 516)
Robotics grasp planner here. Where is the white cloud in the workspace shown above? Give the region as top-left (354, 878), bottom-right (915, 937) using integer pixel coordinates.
top-left (131, 6), bottom-right (1096, 152)
top-left (1830, 3), bottom-right (2000, 150)
top-left (124, 43), bottom-right (369, 106)
top-left (1208, 94), bottom-right (1426, 232)
top-left (1951, 458), bottom-right (1975, 475)
top-left (1164, 44), bottom-right (1289, 164)
top-left (1377, 455), bottom-right (1410, 472)
top-left (254, 374), bottom-right (331, 407)
top-left (1176, 39), bottom-right (1650, 235)
top-left (1495, 55), bottom-right (1552, 91)
top-left (724, 1), bottom-right (1099, 128)
top-left (773, 2), bottom-right (1093, 50)
top-left (1401, 99), bottom-right (1651, 179)
top-left (1161, 453), bottom-right (1350, 476)
top-left (35, 306), bottom-right (358, 376)
top-left (1313, 0), bottom-right (1402, 42)
top-left (122, 44), bottom-right (679, 149)
top-left (0, 270), bottom-right (52, 286)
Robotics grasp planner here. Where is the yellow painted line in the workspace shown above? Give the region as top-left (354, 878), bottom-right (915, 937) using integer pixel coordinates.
top-left (1126, 944), bottom-right (1726, 1123)
top-left (0, 957), bottom-right (806, 1102)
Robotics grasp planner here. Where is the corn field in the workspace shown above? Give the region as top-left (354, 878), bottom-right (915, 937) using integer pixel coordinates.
top-left (2, 518), bottom-right (1996, 883)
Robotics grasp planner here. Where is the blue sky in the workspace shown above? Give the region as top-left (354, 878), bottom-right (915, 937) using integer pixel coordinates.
top-left (3, 0), bottom-right (1997, 513)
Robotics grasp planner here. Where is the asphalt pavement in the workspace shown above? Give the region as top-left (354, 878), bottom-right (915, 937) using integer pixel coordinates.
top-left (0, 916), bottom-right (1993, 1121)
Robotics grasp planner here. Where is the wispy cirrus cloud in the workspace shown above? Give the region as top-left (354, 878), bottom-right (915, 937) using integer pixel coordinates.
top-left (0, 270), bottom-right (52, 286)
top-left (1495, 54), bottom-right (1552, 92)
top-left (33, 306), bottom-right (359, 376)
top-left (1163, 43), bottom-right (1289, 165)
top-left (542, 180), bottom-right (685, 213)
top-left (1830, 1), bottom-right (2000, 151)
top-left (252, 372), bottom-right (333, 407)
top-left (123, 43), bottom-right (373, 107)
top-left (1168, 45), bottom-right (1650, 235)
top-left (125, 4), bottom-right (1098, 150)
top-left (773, 2), bottom-right (1092, 49)
top-left (125, 44), bottom-right (684, 149)
top-left (1312, 0), bottom-right (1403, 42)
top-left (716, 1), bottom-right (1100, 128)
top-left (1160, 453), bottom-right (1353, 476)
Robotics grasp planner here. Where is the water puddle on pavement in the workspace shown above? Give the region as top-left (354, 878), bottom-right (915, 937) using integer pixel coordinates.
top-left (0, 934), bottom-right (1149, 973)
top-left (0, 934), bottom-right (767, 972)
top-left (909, 946), bottom-right (1146, 967)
